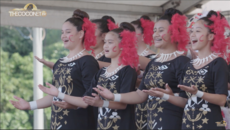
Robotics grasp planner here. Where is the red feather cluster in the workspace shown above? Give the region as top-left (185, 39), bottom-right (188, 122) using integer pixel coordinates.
top-left (107, 19), bottom-right (119, 31)
top-left (168, 13), bottom-right (189, 51)
top-left (119, 30), bottom-right (139, 69)
top-left (140, 18), bottom-right (154, 46)
top-left (82, 18), bottom-right (97, 55)
top-left (207, 12), bottom-right (230, 63)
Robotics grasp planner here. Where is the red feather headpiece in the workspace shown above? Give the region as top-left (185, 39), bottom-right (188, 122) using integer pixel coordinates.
top-left (107, 19), bottom-right (119, 31)
top-left (119, 30), bottom-right (139, 69)
top-left (140, 18), bottom-right (154, 46)
top-left (206, 12), bottom-right (230, 62)
top-left (168, 13), bottom-right (189, 51)
top-left (82, 18), bottom-right (97, 55)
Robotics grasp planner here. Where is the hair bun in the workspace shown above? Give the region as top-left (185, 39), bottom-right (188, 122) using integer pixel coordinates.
top-left (120, 22), bottom-right (135, 32)
top-left (72, 9), bottom-right (89, 19)
top-left (164, 8), bottom-right (182, 17)
top-left (140, 15), bottom-right (151, 21)
top-left (206, 10), bottom-right (224, 19)
top-left (101, 15), bottom-right (116, 23)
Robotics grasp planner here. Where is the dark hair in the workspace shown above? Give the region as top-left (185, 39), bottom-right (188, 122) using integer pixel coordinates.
top-left (199, 10), bottom-right (225, 33)
top-left (65, 9), bottom-right (89, 31)
top-left (131, 15), bottom-right (151, 33)
top-left (111, 22), bottom-right (135, 38)
top-left (159, 8), bottom-right (183, 24)
top-left (101, 15), bottom-right (115, 23)
top-left (91, 15), bottom-right (115, 34)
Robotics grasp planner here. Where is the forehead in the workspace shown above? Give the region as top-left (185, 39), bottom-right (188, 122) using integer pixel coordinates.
top-left (192, 20), bottom-right (206, 28)
top-left (105, 32), bottom-right (119, 39)
top-left (62, 21), bottom-right (75, 29)
top-left (154, 20), bottom-right (170, 28)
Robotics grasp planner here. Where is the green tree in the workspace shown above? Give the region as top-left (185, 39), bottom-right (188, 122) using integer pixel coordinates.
top-left (1, 25), bottom-right (68, 129)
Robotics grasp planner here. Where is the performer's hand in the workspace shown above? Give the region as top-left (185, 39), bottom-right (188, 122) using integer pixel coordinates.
top-left (142, 89), bottom-right (164, 98)
top-left (10, 96), bottom-right (30, 110)
top-left (154, 83), bottom-right (174, 96)
top-left (53, 101), bottom-right (78, 109)
top-left (83, 93), bottom-right (103, 107)
top-left (178, 85), bottom-right (198, 95)
top-left (93, 85), bottom-right (114, 100)
top-left (34, 56), bottom-right (46, 64)
top-left (38, 82), bottom-right (59, 97)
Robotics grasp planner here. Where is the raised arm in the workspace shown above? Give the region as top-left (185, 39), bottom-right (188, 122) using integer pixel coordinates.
top-left (93, 86), bottom-right (148, 104)
top-left (83, 93), bottom-right (127, 109)
top-left (10, 94), bottom-right (53, 110)
top-left (35, 56), bottom-right (55, 69)
top-left (38, 82), bottom-right (88, 108)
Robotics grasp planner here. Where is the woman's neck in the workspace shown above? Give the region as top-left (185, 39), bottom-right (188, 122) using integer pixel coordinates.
top-left (110, 54), bottom-right (121, 69)
top-left (94, 45), bottom-right (104, 56)
top-left (137, 41), bottom-right (148, 54)
top-left (197, 45), bottom-right (212, 59)
top-left (68, 44), bottom-right (85, 58)
top-left (158, 44), bottom-right (177, 54)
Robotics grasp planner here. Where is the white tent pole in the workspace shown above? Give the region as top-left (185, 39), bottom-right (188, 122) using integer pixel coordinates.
top-left (32, 27), bottom-right (44, 129)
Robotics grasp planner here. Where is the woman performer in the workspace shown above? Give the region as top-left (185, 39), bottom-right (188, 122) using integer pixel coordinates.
top-left (10, 9), bottom-right (99, 129)
top-left (90, 8), bottom-right (191, 130)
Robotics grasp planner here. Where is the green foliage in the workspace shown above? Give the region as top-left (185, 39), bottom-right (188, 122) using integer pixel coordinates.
top-left (0, 26), bottom-right (67, 129)
top-left (0, 26), bottom-right (33, 56)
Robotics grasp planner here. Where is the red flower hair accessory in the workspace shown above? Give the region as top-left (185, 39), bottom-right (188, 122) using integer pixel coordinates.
top-left (107, 19), bottom-right (119, 31)
top-left (140, 18), bottom-right (155, 46)
top-left (82, 18), bottom-right (97, 55)
top-left (119, 30), bottom-right (139, 69)
top-left (168, 13), bottom-right (189, 51)
top-left (207, 12), bottom-right (230, 62)
top-left (187, 13), bottom-right (201, 28)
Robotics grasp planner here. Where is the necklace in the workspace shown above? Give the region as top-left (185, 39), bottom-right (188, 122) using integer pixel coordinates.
top-left (192, 53), bottom-right (218, 66)
top-left (139, 47), bottom-right (149, 56)
top-left (151, 51), bottom-right (184, 62)
top-left (95, 51), bottom-right (104, 59)
top-left (60, 49), bottom-right (85, 63)
top-left (102, 65), bottom-right (123, 78)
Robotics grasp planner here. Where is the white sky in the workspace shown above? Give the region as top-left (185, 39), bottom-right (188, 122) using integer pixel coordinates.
top-left (189, 1), bottom-right (230, 14)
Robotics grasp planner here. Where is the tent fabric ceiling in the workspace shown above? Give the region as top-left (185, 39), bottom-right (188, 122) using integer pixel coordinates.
top-left (79, 0), bottom-right (169, 6)
top-left (1, 0), bottom-right (206, 29)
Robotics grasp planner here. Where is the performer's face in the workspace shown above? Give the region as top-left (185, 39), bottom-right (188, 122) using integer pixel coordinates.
top-left (132, 24), bottom-right (143, 44)
top-left (61, 21), bottom-right (84, 50)
top-left (91, 23), bottom-right (105, 49)
top-left (103, 32), bottom-right (121, 58)
top-left (190, 20), bottom-right (214, 51)
top-left (153, 20), bottom-right (171, 49)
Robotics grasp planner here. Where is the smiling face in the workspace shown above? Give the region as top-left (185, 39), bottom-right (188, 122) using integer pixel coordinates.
top-left (103, 32), bottom-right (121, 58)
top-left (153, 20), bottom-right (171, 49)
top-left (190, 20), bottom-right (214, 51)
top-left (61, 21), bottom-right (84, 50)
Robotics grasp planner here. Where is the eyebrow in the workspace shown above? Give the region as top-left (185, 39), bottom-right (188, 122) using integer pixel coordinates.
top-left (154, 27), bottom-right (164, 30)
top-left (105, 39), bottom-right (114, 42)
top-left (62, 29), bottom-right (71, 31)
top-left (195, 27), bottom-right (202, 29)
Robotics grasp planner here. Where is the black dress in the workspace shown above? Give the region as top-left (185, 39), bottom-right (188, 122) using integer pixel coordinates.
top-left (145, 54), bottom-right (156, 59)
top-left (98, 55), bottom-right (111, 63)
top-left (86, 65), bottom-right (137, 130)
top-left (180, 57), bottom-right (228, 130)
top-left (135, 54), bottom-right (156, 130)
top-left (139, 55), bottom-right (190, 130)
top-left (50, 55), bottom-right (99, 129)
